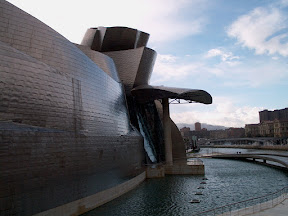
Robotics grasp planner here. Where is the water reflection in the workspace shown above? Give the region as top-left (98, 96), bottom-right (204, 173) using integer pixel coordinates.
top-left (82, 157), bottom-right (288, 216)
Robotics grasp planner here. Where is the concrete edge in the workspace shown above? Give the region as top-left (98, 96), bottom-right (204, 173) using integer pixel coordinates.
top-left (216, 194), bottom-right (287, 216)
top-left (33, 171), bottom-right (146, 216)
top-left (231, 197), bottom-right (288, 216)
top-left (165, 164), bottom-right (205, 175)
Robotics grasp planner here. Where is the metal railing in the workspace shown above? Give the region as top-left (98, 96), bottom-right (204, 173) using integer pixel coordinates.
top-left (193, 186), bottom-right (288, 216)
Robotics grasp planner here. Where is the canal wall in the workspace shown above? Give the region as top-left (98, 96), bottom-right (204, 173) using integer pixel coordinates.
top-left (246, 158), bottom-right (288, 172)
top-left (165, 163), bottom-right (205, 175)
top-left (219, 188), bottom-right (287, 216)
top-left (33, 162), bottom-right (205, 216)
top-left (33, 171), bottom-right (146, 216)
top-left (202, 145), bottom-right (288, 151)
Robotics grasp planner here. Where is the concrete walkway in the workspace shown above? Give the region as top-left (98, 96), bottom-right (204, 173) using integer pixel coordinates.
top-left (211, 154), bottom-right (288, 170)
top-left (248, 199), bottom-right (288, 216)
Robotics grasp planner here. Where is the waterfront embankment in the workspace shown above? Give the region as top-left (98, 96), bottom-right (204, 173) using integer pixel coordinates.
top-left (82, 157), bottom-right (288, 215)
top-left (249, 198), bottom-right (288, 216)
top-left (201, 145), bottom-right (288, 151)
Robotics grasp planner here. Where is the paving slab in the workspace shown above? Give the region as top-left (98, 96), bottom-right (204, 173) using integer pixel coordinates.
top-left (248, 199), bottom-right (288, 216)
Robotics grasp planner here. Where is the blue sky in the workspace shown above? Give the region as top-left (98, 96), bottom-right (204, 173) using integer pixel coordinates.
top-left (7, 0), bottom-right (288, 127)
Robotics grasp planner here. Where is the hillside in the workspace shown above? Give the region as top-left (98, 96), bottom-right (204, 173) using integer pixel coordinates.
top-left (176, 123), bottom-right (228, 131)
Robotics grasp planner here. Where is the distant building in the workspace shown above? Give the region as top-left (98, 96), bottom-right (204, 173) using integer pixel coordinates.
top-left (195, 122), bottom-right (201, 131)
top-left (259, 121), bottom-right (274, 137)
top-left (227, 127), bottom-right (245, 138)
top-left (259, 108), bottom-right (288, 123)
top-left (180, 127), bottom-right (190, 133)
top-left (180, 125), bottom-right (210, 146)
top-left (245, 124), bottom-right (260, 137)
top-left (245, 107), bottom-right (288, 138)
top-left (209, 127), bottom-right (245, 139)
top-left (180, 127), bottom-right (191, 137)
top-left (274, 119), bottom-right (288, 138)
top-left (180, 125), bottom-right (244, 140)
top-left (209, 130), bottom-right (228, 139)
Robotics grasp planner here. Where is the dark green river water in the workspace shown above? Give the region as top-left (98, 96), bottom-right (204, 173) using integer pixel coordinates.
top-left (83, 149), bottom-right (288, 216)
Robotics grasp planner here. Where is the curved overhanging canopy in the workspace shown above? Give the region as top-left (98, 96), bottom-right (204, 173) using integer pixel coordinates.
top-left (131, 85), bottom-right (212, 104)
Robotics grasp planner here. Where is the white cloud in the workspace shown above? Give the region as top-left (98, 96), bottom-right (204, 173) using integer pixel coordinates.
top-left (158, 54), bottom-right (178, 63)
top-left (279, 0), bottom-right (288, 7)
top-left (7, 0), bottom-right (208, 43)
top-left (272, 56), bottom-right (279, 60)
top-left (170, 97), bottom-right (264, 127)
top-left (151, 54), bottom-right (205, 84)
top-left (224, 61), bottom-right (242, 67)
top-left (220, 60), bottom-right (288, 88)
top-left (151, 50), bottom-right (287, 88)
top-left (206, 48), bottom-right (240, 62)
top-left (227, 6), bottom-right (288, 56)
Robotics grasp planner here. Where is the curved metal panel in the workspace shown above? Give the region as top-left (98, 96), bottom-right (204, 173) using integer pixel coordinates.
top-left (132, 85), bottom-right (213, 104)
top-left (104, 47), bottom-right (156, 95)
top-left (133, 47), bottom-right (157, 87)
top-left (81, 26), bottom-right (149, 52)
top-left (104, 47), bottom-right (144, 94)
top-left (75, 44), bottom-right (121, 82)
top-left (81, 27), bottom-right (106, 51)
top-left (0, 1), bottom-right (144, 215)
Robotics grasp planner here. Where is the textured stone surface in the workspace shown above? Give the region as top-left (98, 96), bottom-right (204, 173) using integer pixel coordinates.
top-left (165, 163), bottom-right (205, 175)
top-left (154, 100), bottom-right (186, 161)
top-left (146, 165), bottom-right (165, 178)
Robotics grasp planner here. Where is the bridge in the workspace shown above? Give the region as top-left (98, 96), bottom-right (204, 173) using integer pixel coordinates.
top-left (211, 153), bottom-right (288, 171)
top-left (207, 137), bottom-right (287, 145)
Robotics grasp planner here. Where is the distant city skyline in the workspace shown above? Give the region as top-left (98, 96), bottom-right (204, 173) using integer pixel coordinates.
top-left (7, 0), bottom-right (288, 127)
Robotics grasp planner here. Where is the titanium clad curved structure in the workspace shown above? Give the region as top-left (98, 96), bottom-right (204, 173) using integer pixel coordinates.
top-left (0, 1), bottom-right (144, 215)
top-left (75, 44), bottom-right (121, 82)
top-left (0, 3), bottom-right (131, 135)
top-left (133, 47), bottom-right (157, 87)
top-left (0, 0), bottom-right (213, 215)
top-left (104, 47), bottom-right (157, 94)
top-left (81, 26), bottom-right (149, 52)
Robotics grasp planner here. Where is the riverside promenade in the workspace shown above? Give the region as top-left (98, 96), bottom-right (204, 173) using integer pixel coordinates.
top-left (188, 147), bottom-right (288, 216)
top-left (248, 199), bottom-right (288, 216)
top-left (209, 152), bottom-right (288, 215)
top-left (192, 187), bottom-right (287, 216)
top-left (211, 153), bottom-right (288, 171)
